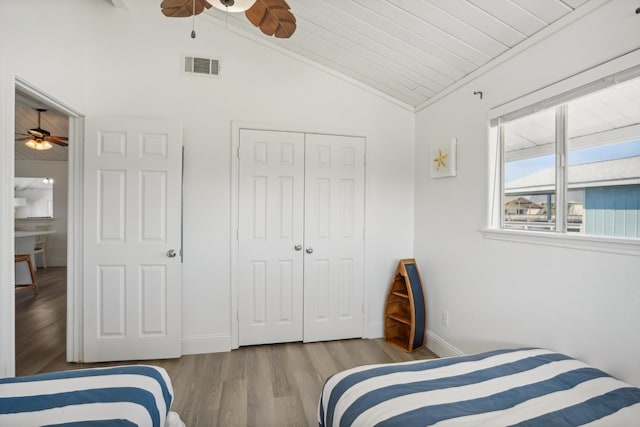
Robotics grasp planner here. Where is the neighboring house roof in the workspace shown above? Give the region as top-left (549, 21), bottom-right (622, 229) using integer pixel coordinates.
top-left (504, 196), bottom-right (543, 209)
top-left (506, 156), bottom-right (640, 194)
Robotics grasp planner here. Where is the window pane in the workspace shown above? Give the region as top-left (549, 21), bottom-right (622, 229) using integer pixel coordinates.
top-left (567, 76), bottom-right (640, 238)
top-left (503, 108), bottom-right (556, 231)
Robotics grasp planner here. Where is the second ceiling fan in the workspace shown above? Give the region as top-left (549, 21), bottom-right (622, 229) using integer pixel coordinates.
top-left (15, 108), bottom-right (68, 151)
top-left (161, 0), bottom-right (296, 39)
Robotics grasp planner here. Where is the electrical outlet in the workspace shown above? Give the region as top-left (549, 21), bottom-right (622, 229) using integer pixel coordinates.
top-left (441, 310), bottom-right (449, 327)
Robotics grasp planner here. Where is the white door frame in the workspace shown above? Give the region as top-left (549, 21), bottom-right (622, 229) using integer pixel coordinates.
top-left (230, 121), bottom-right (369, 349)
top-left (0, 69), bottom-right (84, 377)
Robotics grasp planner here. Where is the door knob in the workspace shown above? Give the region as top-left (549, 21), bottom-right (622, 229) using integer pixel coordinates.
top-left (167, 249), bottom-right (177, 258)
top-left (294, 244), bottom-right (302, 251)
top-left (305, 247), bottom-right (313, 254)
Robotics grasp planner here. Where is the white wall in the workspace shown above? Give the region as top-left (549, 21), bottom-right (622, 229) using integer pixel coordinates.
top-left (415, 0), bottom-right (640, 385)
top-left (15, 161), bottom-right (68, 267)
top-left (1, 1), bottom-right (415, 354)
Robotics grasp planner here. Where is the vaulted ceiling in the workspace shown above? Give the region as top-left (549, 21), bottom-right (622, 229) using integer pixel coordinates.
top-left (199, 0), bottom-right (590, 108)
top-left (14, 0), bottom-right (593, 162)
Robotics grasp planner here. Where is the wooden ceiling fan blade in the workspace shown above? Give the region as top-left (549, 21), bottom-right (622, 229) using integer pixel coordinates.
top-left (15, 136), bottom-right (32, 142)
top-left (270, 9), bottom-right (295, 38)
top-left (273, 20), bottom-right (296, 38)
top-left (46, 136), bottom-right (69, 144)
top-left (245, 1), bottom-right (267, 26)
top-left (161, 0), bottom-right (212, 17)
top-left (246, 0), bottom-right (296, 38)
top-left (49, 138), bottom-right (69, 147)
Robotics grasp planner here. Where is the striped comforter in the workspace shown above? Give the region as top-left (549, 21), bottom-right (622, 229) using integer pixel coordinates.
top-left (0, 365), bottom-right (184, 427)
top-left (318, 348), bottom-right (640, 426)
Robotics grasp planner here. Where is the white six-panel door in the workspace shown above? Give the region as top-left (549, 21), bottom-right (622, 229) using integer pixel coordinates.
top-left (238, 129), bottom-right (365, 346)
top-left (303, 134), bottom-right (365, 342)
top-left (238, 130), bottom-right (305, 345)
top-left (83, 117), bottom-right (183, 362)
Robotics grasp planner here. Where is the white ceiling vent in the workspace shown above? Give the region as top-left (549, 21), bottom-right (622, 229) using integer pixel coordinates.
top-left (183, 55), bottom-right (220, 77)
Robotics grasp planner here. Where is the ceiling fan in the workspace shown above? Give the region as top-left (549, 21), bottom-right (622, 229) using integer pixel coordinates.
top-left (15, 108), bottom-right (68, 151)
top-left (161, 0), bottom-right (296, 39)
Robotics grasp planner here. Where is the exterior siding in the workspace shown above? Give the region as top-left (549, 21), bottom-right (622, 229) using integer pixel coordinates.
top-left (585, 185), bottom-right (640, 238)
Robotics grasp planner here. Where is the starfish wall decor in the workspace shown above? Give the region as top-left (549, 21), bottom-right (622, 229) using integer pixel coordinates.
top-left (430, 139), bottom-right (457, 178)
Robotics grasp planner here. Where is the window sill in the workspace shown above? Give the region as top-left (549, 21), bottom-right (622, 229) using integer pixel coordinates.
top-left (481, 228), bottom-right (640, 256)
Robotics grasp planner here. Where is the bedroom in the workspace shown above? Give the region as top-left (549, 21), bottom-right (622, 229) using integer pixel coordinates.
top-left (1, 0), bottom-right (639, 424)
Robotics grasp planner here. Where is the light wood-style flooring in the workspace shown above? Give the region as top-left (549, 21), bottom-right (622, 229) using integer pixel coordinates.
top-left (16, 267), bottom-right (438, 426)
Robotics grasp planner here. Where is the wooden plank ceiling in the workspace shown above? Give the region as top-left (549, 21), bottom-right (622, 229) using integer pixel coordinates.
top-left (203, 0), bottom-right (590, 108)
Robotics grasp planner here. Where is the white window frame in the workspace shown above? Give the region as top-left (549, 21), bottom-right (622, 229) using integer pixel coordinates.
top-left (484, 51), bottom-right (640, 256)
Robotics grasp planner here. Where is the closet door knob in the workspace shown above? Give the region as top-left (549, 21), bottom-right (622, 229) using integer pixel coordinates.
top-left (167, 249), bottom-right (177, 258)
top-left (294, 244), bottom-right (302, 251)
top-left (305, 247), bottom-right (314, 254)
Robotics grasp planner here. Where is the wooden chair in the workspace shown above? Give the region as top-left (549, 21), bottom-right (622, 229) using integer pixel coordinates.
top-left (33, 234), bottom-right (48, 269)
top-left (15, 254), bottom-right (38, 296)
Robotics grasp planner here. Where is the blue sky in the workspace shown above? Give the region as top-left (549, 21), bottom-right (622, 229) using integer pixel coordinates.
top-left (505, 139), bottom-right (640, 183)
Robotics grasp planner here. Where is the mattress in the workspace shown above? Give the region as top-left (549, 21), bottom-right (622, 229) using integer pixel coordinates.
top-left (318, 348), bottom-right (640, 426)
top-left (0, 365), bottom-right (184, 427)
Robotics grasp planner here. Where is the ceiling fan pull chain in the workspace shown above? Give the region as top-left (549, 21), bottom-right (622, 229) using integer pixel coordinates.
top-left (191, 0), bottom-right (196, 38)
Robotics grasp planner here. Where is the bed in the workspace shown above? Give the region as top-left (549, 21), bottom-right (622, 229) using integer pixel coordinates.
top-left (0, 365), bottom-right (184, 427)
top-left (318, 348), bottom-right (640, 426)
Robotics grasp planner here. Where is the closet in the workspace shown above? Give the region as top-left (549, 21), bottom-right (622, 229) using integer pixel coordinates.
top-left (237, 129), bottom-right (365, 346)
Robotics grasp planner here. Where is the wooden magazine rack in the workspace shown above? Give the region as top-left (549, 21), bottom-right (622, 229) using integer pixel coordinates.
top-left (384, 258), bottom-right (426, 352)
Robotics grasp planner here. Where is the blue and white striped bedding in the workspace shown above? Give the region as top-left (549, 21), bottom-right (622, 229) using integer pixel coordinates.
top-left (0, 365), bottom-right (184, 427)
top-left (318, 348), bottom-right (640, 426)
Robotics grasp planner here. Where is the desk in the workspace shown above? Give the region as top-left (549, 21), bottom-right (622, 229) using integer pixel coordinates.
top-left (15, 230), bottom-right (55, 284)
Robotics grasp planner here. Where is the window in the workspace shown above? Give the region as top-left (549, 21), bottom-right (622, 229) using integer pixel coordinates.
top-left (495, 68), bottom-right (640, 239)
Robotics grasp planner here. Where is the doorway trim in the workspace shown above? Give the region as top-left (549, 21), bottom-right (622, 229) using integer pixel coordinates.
top-left (0, 70), bottom-right (84, 377)
top-left (229, 121), bottom-right (369, 350)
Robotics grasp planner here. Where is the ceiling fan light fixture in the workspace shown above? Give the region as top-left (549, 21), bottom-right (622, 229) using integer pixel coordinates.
top-left (212, 0), bottom-right (256, 13)
top-left (25, 139), bottom-right (53, 151)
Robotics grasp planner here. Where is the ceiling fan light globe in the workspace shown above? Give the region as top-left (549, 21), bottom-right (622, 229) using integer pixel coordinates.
top-left (25, 139), bottom-right (53, 151)
top-left (212, 0), bottom-right (256, 12)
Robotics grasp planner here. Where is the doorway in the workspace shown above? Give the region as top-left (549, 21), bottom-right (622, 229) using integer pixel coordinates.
top-left (14, 89), bottom-right (70, 375)
top-left (0, 74), bottom-right (84, 377)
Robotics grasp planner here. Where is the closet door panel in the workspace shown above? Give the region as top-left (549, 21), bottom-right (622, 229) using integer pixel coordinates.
top-left (238, 130), bottom-right (305, 345)
top-left (303, 134), bottom-right (365, 342)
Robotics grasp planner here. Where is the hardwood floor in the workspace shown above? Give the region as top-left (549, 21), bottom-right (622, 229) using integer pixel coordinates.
top-left (15, 266), bottom-right (67, 377)
top-left (15, 268), bottom-right (438, 426)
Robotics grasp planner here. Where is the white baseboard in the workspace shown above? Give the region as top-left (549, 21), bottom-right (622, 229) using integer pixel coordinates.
top-left (366, 321), bottom-right (384, 338)
top-left (181, 333), bottom-right (231, 355)
top-left (426, 330), bottom-right (465, 358)
top-left (181, 330), bottom-right (462, 357)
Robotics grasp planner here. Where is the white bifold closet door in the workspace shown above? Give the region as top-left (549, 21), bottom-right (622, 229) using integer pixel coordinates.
top-left (238, 129), bottom-right (365, 346)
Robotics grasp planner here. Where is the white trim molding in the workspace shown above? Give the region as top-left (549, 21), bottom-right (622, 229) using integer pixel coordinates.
top-left (0, 61), bottom-right (16, 378)
top-left (182, 334), bottom-right (232, 355)
top-left (366, 321), bottom-right (383, 339)
top-left (426, 330), bottom-right (465, 358)
top-left (482, 228), bottom-right (640, 257)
